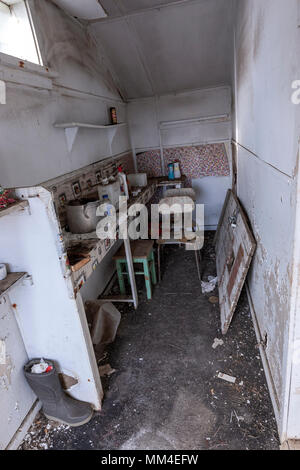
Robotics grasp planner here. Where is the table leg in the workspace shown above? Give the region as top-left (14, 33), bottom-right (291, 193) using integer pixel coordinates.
top-left (124, 238), bottom-right (138, 309)
top-left (150, 250), bottom-right (157, 285)
top-left (195, 249), bottom-right (201, 281)
top-left (143, 259), bottom-right (152, 300)
top-left (157, 244), bottom-right (161, 282)
top-left (116, 260), bottom-right (126, 294)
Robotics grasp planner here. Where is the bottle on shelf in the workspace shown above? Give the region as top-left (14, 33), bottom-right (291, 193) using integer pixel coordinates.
top-left (174, 162), bottom-right (181, 179)
top-left (117, 166), bottom-right (129, 199)
top-left (110, 107), bottom-right (118, 125)
top-left (102, 195), bottom-right (114, 217)
top-left (168, 163), bottom-right (175, 181)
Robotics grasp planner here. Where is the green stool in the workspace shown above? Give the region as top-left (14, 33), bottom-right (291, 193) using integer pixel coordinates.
top-left (113, 240), bottom-right (157, 300)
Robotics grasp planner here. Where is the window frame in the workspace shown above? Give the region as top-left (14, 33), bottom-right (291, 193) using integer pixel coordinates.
top-left (0, 0), bottom-right (44, 69)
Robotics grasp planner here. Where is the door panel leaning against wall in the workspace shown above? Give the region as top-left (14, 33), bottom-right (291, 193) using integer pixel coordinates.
top-left (215, 190), bottom-right (256, 334)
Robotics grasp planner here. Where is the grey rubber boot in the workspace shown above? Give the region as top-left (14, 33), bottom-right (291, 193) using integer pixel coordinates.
top-left (24, 359), bottom-right (93, 427)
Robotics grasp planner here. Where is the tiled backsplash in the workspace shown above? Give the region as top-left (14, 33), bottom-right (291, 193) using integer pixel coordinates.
top-left (136, 143), bottom-right (230, 180)
top-left (42, 144), bottom-right (229, 229)
top-left (43, 152), bottom-right (135, 229)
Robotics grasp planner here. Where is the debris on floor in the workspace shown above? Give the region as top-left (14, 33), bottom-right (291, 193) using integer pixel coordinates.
top-left (201, 276), bottom-right (218, 294)
top-left (20, 233), bottom-right (280, 451)
top-left (212, 338), bottom-right (224, 349)
top-left (230, 410), bottom-right (245, 427)
top-left (209, 296), bottom-right (219, 304)
top-left (20, 414), bottom-right (71, 450)
top-left (99, 364), bottom-right (116, 377)
top-left (218, 372), bottom-right (237, 384)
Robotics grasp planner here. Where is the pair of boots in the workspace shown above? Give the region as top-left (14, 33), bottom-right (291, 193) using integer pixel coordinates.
top-left (24, 359), bottom-right (93, 427)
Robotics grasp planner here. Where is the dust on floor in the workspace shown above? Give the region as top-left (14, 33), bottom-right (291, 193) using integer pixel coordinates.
top-left (20, 232), bottom-right (280, 450)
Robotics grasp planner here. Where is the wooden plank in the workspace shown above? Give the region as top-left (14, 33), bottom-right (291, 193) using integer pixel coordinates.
top-left (227, 244), bottom-right (244, 298)
top-left (0, 67), bottom-right (53, 90)
top-left (99, 295), bottom-right (134, 303)
top-left (70, 256), bottom-right (91, 273)
top-left (216, 190), bottom-right (256, 335)
top-left (113, 240), bottom-right (154, 260)
top-left (214, 189), bottom-right (231, 247)
top-left (0, 272), bottom-right (26, 298)
top-left (0, 200), bottom-right (29, 219)
top-left (156, 177), bottom-right (186, 187)
top-left (281, 440), bottom-right (300, 450)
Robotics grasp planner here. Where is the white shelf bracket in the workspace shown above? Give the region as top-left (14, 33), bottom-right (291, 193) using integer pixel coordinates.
top-left (54, 122), bottom-right (126, 153)
top-left (65, 127), bottom-right (79, 153)
top-left (107, 127), bottom-right (118, 155)
top-left (22, 275), bottom-right (34, 287)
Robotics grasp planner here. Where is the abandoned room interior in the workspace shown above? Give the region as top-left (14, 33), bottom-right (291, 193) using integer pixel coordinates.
top-left (0, 0), bottom-right (300, 452)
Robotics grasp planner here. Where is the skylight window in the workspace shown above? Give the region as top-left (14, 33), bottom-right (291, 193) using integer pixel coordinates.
top-left (0, 0), bottom-right (42, 65)
top-left (52, 0), bottom-right (107, 20)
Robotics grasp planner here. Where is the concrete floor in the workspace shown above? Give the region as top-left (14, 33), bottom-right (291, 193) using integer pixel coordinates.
top-left (21, 232), bottom-right (280, 450)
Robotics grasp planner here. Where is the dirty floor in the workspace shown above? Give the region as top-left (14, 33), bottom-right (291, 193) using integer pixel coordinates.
top-left (20, 233), bottom-right (280, 450)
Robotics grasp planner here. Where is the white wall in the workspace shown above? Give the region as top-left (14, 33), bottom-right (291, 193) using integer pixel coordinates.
top-left (0, 2), bottom-right (131, 436)
top-left (0, 0), bottom-right (130, 188)
top-left (128, 86), bottom-right (233, 229)
top-left (233, 0), bottom-right (300, 440)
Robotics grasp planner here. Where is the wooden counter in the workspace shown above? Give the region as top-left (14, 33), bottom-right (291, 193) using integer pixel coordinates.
top-left (68, 182), bottom-right (157, 294)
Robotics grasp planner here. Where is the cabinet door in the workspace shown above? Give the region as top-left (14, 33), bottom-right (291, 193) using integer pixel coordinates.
top-left (0, 295), bottom-right (36, 449)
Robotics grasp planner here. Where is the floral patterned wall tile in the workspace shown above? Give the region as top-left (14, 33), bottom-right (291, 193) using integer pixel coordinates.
top-left (137, 143), bottom-right (230, 179)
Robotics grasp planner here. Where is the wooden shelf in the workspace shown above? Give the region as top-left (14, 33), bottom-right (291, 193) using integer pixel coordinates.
top-left (53, 122), bottom-right (127, 152)
top-left (99, 295), bottom-right (134, 303)
top-left (155, 176), bottom-right (186, 187)
top-left (0, 200), bottom-right (29, 219)
top-left (0, 272), bottom-right (27, 299)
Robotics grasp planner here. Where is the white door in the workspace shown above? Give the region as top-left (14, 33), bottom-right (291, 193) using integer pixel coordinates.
top-left (0, 294), bottom-right (36, 449)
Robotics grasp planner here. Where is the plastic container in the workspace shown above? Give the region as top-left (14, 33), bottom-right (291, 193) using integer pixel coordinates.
top-left (127, 173), bottom-right (147, 187)
top-left (102, 195), bottom-right (114, 216)
top-left (98, 180), bottom-right (121, 207)
top-left (168, 163), bottom-right (175, 180)
top-left (118, 166), bottom-right (129, 199)
top-left (174, 162), bottom-right (181, 179)
top-left (110, 107), bottom-right (118, 125)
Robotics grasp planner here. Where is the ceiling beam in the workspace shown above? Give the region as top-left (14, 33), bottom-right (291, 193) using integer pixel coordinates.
top-left (88, 29), bottom-right (128, 101)
top-left (89, 0), bottom-right (204, 24)
top-left (123, 17), bottom-right (156, 97)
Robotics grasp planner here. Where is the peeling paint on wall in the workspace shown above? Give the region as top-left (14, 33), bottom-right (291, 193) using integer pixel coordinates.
top-left (0, 340), bottom-right (5, 365)
top-left (263, 260), bottom-right (291, 405)
top-left (0, 355), bottom-right (13, 390)
top-left (234, 1), bottom-right (300, 437)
